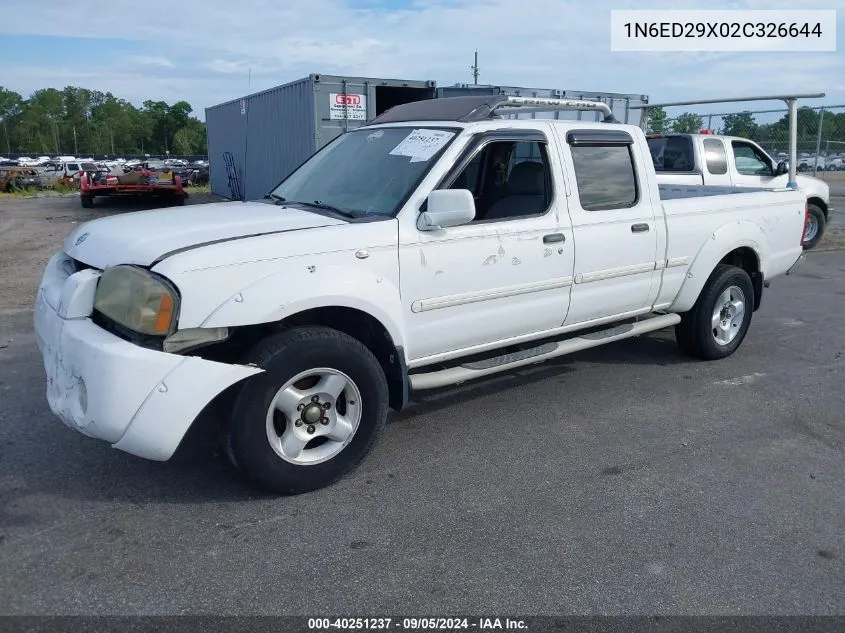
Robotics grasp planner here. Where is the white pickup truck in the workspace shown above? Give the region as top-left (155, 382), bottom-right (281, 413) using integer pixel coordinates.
top-left (647, 132), bottom-right (832, 249)
top-left (34, 96), bottom-right (808, 495)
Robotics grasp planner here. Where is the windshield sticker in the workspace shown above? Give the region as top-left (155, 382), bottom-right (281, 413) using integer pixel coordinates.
top-left (389, 129), bottom-right (455, 163)
top-left (367, 130), bottom-right (384, 142)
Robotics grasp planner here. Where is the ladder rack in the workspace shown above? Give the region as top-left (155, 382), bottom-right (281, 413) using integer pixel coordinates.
top-left (493, 96), bottom-right (616, 122)
top-left (368, 94), bottom-right (618, 125)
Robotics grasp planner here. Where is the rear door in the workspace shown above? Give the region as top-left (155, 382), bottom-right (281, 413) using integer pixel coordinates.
top-left (556, 127), bottom-right (660, 325)
top-left (647, 134), bottom-right (703, 185)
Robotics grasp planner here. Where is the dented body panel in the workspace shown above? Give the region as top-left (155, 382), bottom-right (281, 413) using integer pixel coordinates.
top-left (34, 253), bottom-right (263, 460)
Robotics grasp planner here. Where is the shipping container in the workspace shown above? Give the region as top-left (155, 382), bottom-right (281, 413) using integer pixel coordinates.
top-left (206, 73), bottom-right (437, 200)
top-left (437, 84), bottom-right (649, 125)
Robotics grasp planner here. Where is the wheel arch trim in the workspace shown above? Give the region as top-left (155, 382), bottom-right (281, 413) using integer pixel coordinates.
top-left (668, 222), bottom-right (766, 314)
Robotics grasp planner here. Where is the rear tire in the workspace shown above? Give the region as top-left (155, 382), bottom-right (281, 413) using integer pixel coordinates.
top-left (80, 195), bottom-right (93, 208)
top-left (802, 203), bottom-right (825, 250)
top-left (226, 326), bottom-right (389, 495)
top-left (675, 264), bottom-right (754, 360)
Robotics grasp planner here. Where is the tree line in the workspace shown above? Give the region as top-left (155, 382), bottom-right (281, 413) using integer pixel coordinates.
top-left (0, 85), bottom-right (207, 157)
top-left (646, 105), bottom-right (845, 150)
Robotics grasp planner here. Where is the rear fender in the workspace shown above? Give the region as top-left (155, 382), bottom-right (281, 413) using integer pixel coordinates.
top-left (668, 220), bottom-right (766, 313)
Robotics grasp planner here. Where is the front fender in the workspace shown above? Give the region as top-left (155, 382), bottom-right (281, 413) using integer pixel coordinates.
top-left (199, 259), bottom-right (405, 348)
top-left (668, 220), bottom-right (766, 314)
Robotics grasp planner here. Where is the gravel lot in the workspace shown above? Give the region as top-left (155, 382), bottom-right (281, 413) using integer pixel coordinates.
top-left (0, 193), bottom-right (843, 616)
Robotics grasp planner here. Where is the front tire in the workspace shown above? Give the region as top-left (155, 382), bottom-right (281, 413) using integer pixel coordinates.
top-left (802, 203), bottom-right (825, 250)
top-left (675, 264), bottom-right (754, 360)
top-left (227, 326), bottom-right (389, 495)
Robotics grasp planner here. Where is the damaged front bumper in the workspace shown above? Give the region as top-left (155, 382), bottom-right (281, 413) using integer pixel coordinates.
top-left (33, 253), bottom-right (262, 461)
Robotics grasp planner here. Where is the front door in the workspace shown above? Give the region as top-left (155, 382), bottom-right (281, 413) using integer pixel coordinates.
top-left (729, 139), bottom-right (782, 188)
top-left (555, 127), bottom-right (660, 325)
top-left (399, 127), bottom-right (575, 363)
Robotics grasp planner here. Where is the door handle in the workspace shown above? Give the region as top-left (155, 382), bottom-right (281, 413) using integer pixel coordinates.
top-left (631, 223), bottom-right (650, 233)
top-left (543, 233), bottom-right (565, 244)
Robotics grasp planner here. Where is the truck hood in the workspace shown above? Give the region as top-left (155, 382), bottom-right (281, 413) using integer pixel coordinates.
top-left (63, 201), bottom-right (346, 268)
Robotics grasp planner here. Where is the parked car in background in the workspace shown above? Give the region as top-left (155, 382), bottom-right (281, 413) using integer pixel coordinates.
top-left (0, 166), bottom-right (43, 191)
top-left (168, 163), bottom-right (194, 185)
top-left (34, 95), bottom-right (809, 495)
top-left (40, 161), bottom-right (108, 186)
top-left (797, 156), bottom-right (825, 172)
top-left (647, 132), bottom-right (832, 250)
top-left (185, 162), bottom-right (209, 186)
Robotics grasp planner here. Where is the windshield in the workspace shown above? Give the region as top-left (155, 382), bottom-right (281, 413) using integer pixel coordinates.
top-left (269, 126), bottom-right (459, 217)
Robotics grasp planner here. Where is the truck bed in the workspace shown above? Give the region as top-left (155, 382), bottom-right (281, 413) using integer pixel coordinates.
top-left (657, 183), bottom-right (806, 296)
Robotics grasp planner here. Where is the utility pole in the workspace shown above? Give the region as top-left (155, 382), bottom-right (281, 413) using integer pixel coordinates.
top-left (812, 107), bottom-right (824, 176)
top-left (471, 51), bottom-right (480, 85)
top-left (73, 125), bottom-right (78, 156)
top-left (3, 122), bottom-right (9, 154)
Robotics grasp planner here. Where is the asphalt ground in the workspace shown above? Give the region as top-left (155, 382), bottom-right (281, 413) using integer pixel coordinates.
top-left (825, 184), bottom-right (844, 232)
top-left (0, 193), bottom-right (843, 616)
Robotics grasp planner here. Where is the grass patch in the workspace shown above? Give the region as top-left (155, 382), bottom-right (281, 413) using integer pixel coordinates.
top-left (0, 186), bottom-right (58, 200)
top-left (185, 183), bottom-right (211, 194)
top-left (53, 182), bottom-right (77, 194)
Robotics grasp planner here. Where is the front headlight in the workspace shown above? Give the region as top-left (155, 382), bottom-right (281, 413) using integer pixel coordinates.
top-left (94, 265), bottom-right (178, 336)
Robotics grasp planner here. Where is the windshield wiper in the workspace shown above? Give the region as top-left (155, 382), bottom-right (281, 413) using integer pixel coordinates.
top-left (292, 200), bottom-right (358, 219)
top-left (264, 193), bottom-right (286, 205)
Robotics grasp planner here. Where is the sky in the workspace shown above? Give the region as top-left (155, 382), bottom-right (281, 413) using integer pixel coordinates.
top-left (1, 0), bottom-right (842, 121)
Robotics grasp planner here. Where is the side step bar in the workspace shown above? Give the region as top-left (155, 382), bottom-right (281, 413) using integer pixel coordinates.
top-left (409, 313), bottom-right (681, 391)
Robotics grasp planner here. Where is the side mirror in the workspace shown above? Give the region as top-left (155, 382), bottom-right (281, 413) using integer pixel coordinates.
top-left (775, 160), bottom-right (789, 176)
top-left (418, 189), bottom-right (476, 230)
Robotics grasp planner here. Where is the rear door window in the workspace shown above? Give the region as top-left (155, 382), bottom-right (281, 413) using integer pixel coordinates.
top-left (570, 144), bottom-right (638, 211)
top-left (703, 138), bottom-right (728, 175)
top-left (647, 136), bottom-right (695, 172)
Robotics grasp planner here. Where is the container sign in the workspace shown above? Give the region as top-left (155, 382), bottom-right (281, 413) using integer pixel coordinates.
top-left (389, 129), bottom-right (455, 163)
top-left (240, 99), bottom-right (246, 115)
top-left (330, 93), bottom-right (367, 120)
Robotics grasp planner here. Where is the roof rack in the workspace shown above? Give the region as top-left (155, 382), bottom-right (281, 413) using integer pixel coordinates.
top-left (367, 95), bottom-right (617, 125)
